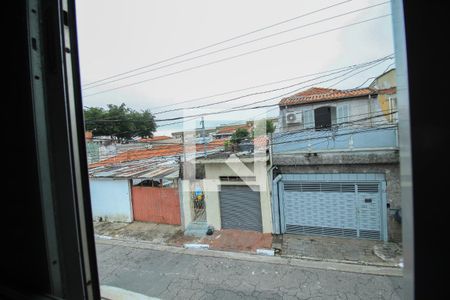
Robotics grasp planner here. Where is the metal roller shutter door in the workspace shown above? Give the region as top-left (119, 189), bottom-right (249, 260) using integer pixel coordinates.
top-left (219, 185), bottom-right (262, 232)
top-left (283, 181), bottom-right (382, 240)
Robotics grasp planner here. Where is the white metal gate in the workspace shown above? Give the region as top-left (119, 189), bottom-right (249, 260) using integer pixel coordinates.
top-left (275, 174), bottom-right (386, 240)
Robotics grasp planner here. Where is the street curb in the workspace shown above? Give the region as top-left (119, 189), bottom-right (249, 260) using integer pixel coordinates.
top-left (281, 254), bottom-right (402, 269)
top-left (184, 243), bottom-right (209, 249)
top-left (96, 237), bottom-right (403, 277)
top-left (256, 248), bottom-right (275, 256)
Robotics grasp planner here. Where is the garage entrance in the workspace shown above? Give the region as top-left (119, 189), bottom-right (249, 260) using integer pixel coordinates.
top-left (219, 185), bottom-right (262, 232)
top-left (274, 174), bottom-right (387, 240)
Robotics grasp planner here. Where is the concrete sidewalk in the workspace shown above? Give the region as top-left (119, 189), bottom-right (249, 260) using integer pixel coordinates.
top-left (93, 221), bottom-right (201, 246)
top-left (93, 221), bottom-right (403, 268)
top-left (278, 234), bottom-right (403, 267)
top-left (93, 221), bottom-right (273, 254)
top-left (96, 237), bottom-right (403, 277)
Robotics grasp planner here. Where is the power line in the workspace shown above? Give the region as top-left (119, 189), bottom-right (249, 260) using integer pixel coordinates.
top-left (324, 59), bottom-right (390, 88)
top-left (155, 75), bottom-right (391, 129)
top-left (269, 124), bottom-right (397, 147)
top-left (82, 0), bottom-right (352, 87)
top-left (84, 56), bottom-right (392, 125)
top-left (150, 57), bottom-right (391, 112)
top-left (153, 58), bottom-right (393, 122)
top-left (87, 123), bottom-right (397, 165)
top-left (352, 62), bottom-right (396, 89)
top-left (155, 97), bottom-right (389, 129)
top-left (154, 56), bottom-right (393, 127)
top-left (89, 123), bottom-right (397, 162)
top-left (231, 57), bottom-right (391, 110)
top-left (274, 110), bottom-right (398, 139)
top-left (266, 109), bottom-right (398, 141)
top-left (153, 55), bottom-right (392, 115)
top-left (85, 60), bottom-right (394, 134)
top-left (83, 2), bottom-right (390, 91)
top-left (87, 111), bottom-right (397, 145)
top-left (83, 14), bottom-right (391, 98)
top-left (89, 106), bottom-right (398, 144)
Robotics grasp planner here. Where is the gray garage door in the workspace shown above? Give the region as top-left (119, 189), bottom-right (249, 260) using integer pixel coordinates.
top-left (283, 181), bottom-right (383, 240)
top-left (219, 185), bottom-right (262, 232)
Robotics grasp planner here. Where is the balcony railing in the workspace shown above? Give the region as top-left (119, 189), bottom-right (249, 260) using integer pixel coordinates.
top-left (272, 125), bottom-right (398, 154)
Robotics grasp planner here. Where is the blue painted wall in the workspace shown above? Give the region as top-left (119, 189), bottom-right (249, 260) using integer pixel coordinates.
top-left (89, 178), bottom-right (132, 222)
top-left (272, 126), bottom-right (398, 154)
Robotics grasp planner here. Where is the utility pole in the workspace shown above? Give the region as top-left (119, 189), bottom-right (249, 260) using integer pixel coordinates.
top-left (201, 116), bottom-right (207, 157)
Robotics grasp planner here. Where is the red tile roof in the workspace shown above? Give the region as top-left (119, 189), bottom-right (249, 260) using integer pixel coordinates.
top-left (89, 139), bottom-right (226, 168)
top-left (138, 135), bottom-right (171, 142)
top-left (216, 124), bottom-right (252, 134)
top-left (279, 87), bottom-right (376, 107)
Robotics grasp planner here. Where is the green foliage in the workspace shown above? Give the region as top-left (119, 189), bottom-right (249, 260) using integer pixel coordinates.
top-left (84, 103), bottom-right (156, 142)
top-left (230, 128), bottom-right (250, 144)
top-left (266, 119), bottom-right (276, 134)
top-left (224, 140), bottom-right (231, 151)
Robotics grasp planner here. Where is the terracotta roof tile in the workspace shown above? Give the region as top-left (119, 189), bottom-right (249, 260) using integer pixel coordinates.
top-left (89, 139), bottom-right (226, 168)
top-left (216, 124), bottom-right (252, 134)
top-left (138, 135), bottom-right (171, 142)
top-left (279, 87), bottom-right (376, 107)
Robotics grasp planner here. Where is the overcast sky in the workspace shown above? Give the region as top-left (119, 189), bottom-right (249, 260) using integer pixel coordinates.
top-left (75, 0), bottom-right (394, 135)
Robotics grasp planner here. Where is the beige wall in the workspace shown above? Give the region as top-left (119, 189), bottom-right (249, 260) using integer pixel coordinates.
top-left (370, 69), bottom-right (396, 89)
top-left (201, 159), bottom-right (273, 233)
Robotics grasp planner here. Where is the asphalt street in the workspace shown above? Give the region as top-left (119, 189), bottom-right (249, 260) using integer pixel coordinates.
top-left (96, 240), bottom-right (403, 300)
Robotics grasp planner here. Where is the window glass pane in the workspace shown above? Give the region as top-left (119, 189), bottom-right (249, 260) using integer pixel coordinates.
top-left (76, 1), bottom-right (405, 299)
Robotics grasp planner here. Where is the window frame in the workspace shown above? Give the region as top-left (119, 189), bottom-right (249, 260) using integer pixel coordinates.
top-left (4, 1), bottom-right (425, 299)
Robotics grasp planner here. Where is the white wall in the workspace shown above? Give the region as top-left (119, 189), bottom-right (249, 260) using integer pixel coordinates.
top-left (89, 178), bottom-right (133, 222)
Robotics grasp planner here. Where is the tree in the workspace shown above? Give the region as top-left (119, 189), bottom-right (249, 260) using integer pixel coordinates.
top-left (266, 119), bottom-right (276, 135)
top-left (230, 128), bottom-right (250, 144)
top-left (223, 140), bottom-right (231, 151)
top-left (84, 103), bottom-right (156, 142)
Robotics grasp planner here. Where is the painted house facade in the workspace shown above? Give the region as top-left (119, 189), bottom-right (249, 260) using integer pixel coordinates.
top-left (181, 135), bottom-right (272, 236)
top-left (271, 69), bottom-right (401, 242)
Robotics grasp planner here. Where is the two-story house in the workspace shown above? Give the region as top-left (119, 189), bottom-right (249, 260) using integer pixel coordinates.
top-left (271, 69), bottom-right (400, 242)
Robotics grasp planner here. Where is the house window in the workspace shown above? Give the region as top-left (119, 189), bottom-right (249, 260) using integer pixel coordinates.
top-left (388, 96), bottom-right (397, 122)
top-left (219, 176), bottom-right (256, 182)
top-left (303, 109), bottom-right (314, 129)
top-left (337, 104), bottom-right (350, 126)
top-left (314, 106), bottom-right (336, 130)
